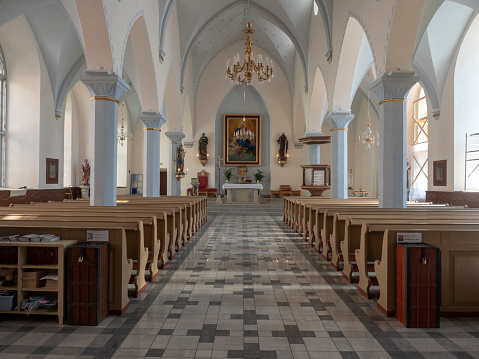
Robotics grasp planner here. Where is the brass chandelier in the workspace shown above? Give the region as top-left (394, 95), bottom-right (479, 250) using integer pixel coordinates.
top-left (225, 21), bottom-right (274, 84)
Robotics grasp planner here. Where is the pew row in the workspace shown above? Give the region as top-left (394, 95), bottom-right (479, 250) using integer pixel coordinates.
top-left (0, 220), bottom-right (132, 314)
top-left (362, 222), bottom-right (479, 316)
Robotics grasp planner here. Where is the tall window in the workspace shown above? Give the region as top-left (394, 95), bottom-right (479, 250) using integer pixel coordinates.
top-left (409, 88), bottom-right (428, 201)
top-left (0, 45), bottom-right (6, 187)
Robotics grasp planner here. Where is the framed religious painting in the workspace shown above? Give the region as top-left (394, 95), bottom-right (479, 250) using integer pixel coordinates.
top-left (46, 158), bottom-right (59, 184)
top-left (433, 160), bottom-right (447, 186)
top-left (223, 114), bottom-right (261, 166)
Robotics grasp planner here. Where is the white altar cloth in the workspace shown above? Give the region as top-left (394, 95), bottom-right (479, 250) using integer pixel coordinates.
top-left (222, 183), bottom-right (263, 203)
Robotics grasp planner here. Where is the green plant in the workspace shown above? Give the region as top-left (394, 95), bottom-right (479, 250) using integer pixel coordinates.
top-left (254, 169), bottom-right (265, 182)
top-left (223, 168), bottom-right (233, 181)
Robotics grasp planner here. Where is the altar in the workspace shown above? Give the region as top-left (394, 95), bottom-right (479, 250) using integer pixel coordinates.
top-left (222, 183), bottom-right (263, 203)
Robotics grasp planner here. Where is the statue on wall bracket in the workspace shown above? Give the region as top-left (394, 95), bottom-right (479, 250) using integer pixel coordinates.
top-left (277, 132), bottom-right (289, 167)
top-left (176, 144), bottom-right (186, 181)
top-left (198, 132), bottom-right (208, 166)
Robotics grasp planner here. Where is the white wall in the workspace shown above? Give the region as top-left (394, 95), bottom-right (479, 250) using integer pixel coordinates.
top-left (0, 16), bottom-right (41, 188)
top-left (454, 15), bottom-right (479, 191)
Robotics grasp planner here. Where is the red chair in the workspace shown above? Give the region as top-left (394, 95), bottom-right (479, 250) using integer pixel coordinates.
top-left (198, 170), bottom-right (217, 197)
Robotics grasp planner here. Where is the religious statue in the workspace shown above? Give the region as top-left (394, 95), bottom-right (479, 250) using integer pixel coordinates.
top-left (198, 133), bottom-right (208, 157)
top-left (80, 159), bottom-right (90, 185)
top-left (176, 144), bottom-right (186, 173)
top-left (198, 133), bottom-right (208, 166)
top-left (277, 132), bottom-right (288, 157)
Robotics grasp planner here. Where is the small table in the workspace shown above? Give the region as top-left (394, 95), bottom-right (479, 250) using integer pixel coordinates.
top-left (222, 183), bottom-right (263, 203)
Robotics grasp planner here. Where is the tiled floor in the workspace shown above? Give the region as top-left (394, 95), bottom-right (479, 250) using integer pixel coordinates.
top-left (1, 201), bottom-right (479, 358)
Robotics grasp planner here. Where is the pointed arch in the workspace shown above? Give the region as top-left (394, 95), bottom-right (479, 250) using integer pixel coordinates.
top-left (127, 15), bottom-right (159, 112)
top-left (158, 0), bottom-right (176, 58)
top-left (308, 66), bottom-right (328, 132)
top-left (182, 92), bottom-right (193, 140)
top-left (164, 67), bottom-right (181, 130)
top-left (74, 0), bottom-right (113, 70)
top-left (332, 17), bottom-right (366, 112)
top-left (386, 0), bottom-right (426, 71)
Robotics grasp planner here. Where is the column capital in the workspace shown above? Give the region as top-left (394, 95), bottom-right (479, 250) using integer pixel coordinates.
top-left (370, 72), bottom-right (419, 105)
top-left (165, 130), bottom-right (185, 144)
top-left (81, 70), bottom-right (129, 102)
top-left (325, 112), bottom-right (354, 130)
top-left (138, 112), bottom-right (166, 130)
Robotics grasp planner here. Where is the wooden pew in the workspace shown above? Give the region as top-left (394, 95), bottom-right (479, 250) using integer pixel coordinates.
top-left (353, 218), bottom-right (479, 300)
top-left (31, 201), bottom-right (181, 259)
top-left (0, 220), bottom-right (133, 314)
top-left (370, 223), bottom-right (479, 316)
top-left (0, 215), bottom-right (149, 297)
top-left (0, 208), bottom-right (168, 277)
top-left (326, 207), bottom-right (469, 270)
top-left (340, 213), bottom-right (479, 283)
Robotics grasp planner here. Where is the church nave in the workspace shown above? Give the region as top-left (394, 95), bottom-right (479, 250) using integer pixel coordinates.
top-left (0, 202), bottom-right (478, 359)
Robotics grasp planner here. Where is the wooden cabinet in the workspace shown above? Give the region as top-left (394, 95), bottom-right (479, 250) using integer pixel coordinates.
top-left (396, 243), bottom-right (440, 328)
top-left (0, 240), bottom-right (77, 324)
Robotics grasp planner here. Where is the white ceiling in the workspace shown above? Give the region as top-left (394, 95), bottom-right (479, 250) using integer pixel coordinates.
top-left (177, 0), bottom-right (313, 87)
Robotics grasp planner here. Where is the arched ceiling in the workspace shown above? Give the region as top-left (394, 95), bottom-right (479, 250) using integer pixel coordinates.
top-left (176, 0), bottom-right (313, 88)
top-left (191, 5), bottom-right (296, 85)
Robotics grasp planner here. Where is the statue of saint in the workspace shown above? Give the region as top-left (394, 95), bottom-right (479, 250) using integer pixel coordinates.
top-left (198, 132), bottom-right (208, 158)
top-left (176, 145), bottom-right (186, 173)
top-left (277, 132), bottom-right (288, 157)
top-left (81, 159), bottom-right (90, 185)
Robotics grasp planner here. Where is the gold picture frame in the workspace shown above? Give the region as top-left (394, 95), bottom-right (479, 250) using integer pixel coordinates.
top-left (223, 114), bottom-right (261, 166)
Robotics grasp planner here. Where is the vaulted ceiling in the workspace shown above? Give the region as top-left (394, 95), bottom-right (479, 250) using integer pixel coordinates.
top-left (176, 0), bottom-right (313, 87)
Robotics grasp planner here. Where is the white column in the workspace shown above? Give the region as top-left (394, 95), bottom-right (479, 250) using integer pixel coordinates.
top-left (165, 131), bottom-right (186, 196)
top-left (139, 112), bottom-right (166, 197)
top-left (304, 132), bottom-right (323, 164)
top-left (370, 72), bottom-right (418, 208)
top-left (81, 70), bottom-right (129, 206)
top-left (326, 112), bottom-right (354, 199)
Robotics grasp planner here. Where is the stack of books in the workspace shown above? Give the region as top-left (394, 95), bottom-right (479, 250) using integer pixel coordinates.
top-left (22, 270), bottom-right (47, 288)
top-left (19, 234), bottom-right (60, 242)
top-left (41, 274), bottom-right (58, 290)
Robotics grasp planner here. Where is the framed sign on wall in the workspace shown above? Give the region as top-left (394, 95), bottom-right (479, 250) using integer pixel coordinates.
top-left (46, 158), bottom-right (59, 184)
top-left (433, 160), bottom-right (447, 186)
top-left (223, 114), bottom-right (261, 166)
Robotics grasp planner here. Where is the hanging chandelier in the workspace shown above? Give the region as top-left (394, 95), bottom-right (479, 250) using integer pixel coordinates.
top-left (359, 72), bottom-right (378, 149)
top-left (225, 21), bottom-right (274, 85)
top-left (118, 103), bottom-right (128, 147)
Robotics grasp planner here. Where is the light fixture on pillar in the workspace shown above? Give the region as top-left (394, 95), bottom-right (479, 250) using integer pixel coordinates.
top-left (225, 0), bottom-right (273, 85)
top-left (359, 72), bottom-right (378, 149)
top-left (118, 103), bottom-right (130, 147)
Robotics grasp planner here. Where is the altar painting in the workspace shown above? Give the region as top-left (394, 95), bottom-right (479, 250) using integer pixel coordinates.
top-left (224, 114), bottom-right (261, 166)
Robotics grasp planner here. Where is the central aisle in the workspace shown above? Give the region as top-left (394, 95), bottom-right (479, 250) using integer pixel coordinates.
top-left (111, 202), bottom-right (477, 358)
top-left (4, 203), bottom-right (475, 358)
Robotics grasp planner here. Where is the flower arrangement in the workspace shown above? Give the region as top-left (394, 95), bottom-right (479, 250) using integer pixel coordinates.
top-left (223, 168), bottom-right (233, 182)
top-left (254, 169), bottom-right (265, 183)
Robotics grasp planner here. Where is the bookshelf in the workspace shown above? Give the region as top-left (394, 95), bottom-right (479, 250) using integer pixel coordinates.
top-left (0, 240), bottom-right (77, 324)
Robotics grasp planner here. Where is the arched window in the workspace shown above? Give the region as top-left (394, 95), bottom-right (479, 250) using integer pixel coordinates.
top-left (0, 45), bottom-right (6, 187)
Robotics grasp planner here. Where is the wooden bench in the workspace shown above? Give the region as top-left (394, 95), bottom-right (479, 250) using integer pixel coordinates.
top-left (1, 207), bottom-right (169, 276)
top-left (327, 207), bottom-right (471, 270)
top-left (271, 186), bottom-right (301, 198)
top-left (0, 220), bottom-right (133, 314)
top-left (35, 201), bottom-right (182, 258)
top-left (370, 223), bottom-right (479, 316)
